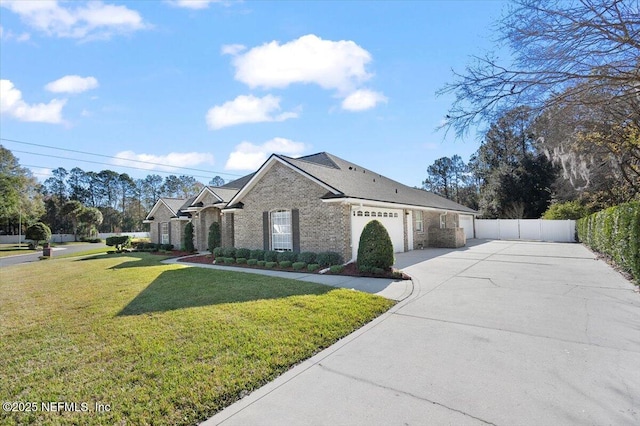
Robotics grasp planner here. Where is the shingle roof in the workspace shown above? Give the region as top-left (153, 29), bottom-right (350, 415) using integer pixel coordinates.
top-left (222, 173), bottom-right (255, 189)
top-left (205, 187), bottom-right (239, 203)
top-left (161, 198), bottom-right (191, 215)
top-left (281, 152), bottom-right (477, 214)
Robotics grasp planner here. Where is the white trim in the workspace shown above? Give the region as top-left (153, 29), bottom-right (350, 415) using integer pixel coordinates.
top-left (145, 198), bottom-right (180, 220)
top-left (323, 197), bottom-right (475, 215)
top-left (224, 155), bottom-right (342, 210)
top-left (192, 186), bottom-right (223, 205)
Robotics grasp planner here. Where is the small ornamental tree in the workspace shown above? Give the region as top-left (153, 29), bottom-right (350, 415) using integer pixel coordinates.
top-left (207, 222), bottom-right (221, 253)
top-left (357, 220), bottom-right (394, 272)
top-left (184, 222), bottom-right (195, 252)
top-left (105, 235), bottom-right (131, 252)
top-left (25, 222), bottom-right (51, 248)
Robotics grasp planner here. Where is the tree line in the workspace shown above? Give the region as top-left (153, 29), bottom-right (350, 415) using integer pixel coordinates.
top-left (0, 145), bottom-right (226, 238)
top-left (428, 0), bottom-right (640, 218)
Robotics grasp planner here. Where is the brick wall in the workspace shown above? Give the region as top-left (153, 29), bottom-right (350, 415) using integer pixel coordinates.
top-left (221, 212), bottom-right (234, 248)
top-left (232, 162), bottom-right (351, 261)
top-left (149, 204), bottom-right (174, 245)
top-left (429, 227), bottom-right (466, 248)
top-left (411, 210), bottom-right (462, 249)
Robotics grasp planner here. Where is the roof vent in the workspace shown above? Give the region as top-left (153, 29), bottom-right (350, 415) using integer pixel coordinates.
top-left (395, 189), bottom-right (398, 193)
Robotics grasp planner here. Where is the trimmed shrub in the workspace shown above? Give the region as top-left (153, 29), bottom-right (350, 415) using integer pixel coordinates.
top-left (307, 263), bottom-right (320, 272)
top-left (264, 250), bottom-right (278, 262)
top-left (298, 251), bottom-right (316, 264)
top-left (236, 248), bottom-right (251, 259)
top-left (316, 251), bottom-right (343, 267)
top-left (247, 259), bottom-right (258, 266)
top-left (236, 257), bottom-right (247, 264)
top-left (277, 251), bottom-right (297, 262)
top-left (212, 247), bottom-right (223, 258)
top-left (265, 261), bottom-right (277, 269)
top-left (223, 257), bottom-right (235, 264)
top-left (222, 247), bottom-right (236, 258)
top-left (372, 267), bottom-right (385, 275)
top-left (292, 262), bottom-right (307, 271)
top-left (25, 222), bottom-right (51, 248)
top-left (250, 249), bottom-right (265, 261)
top-left (106, 235), bottom-right (132, 252)
top-left (183, 222), bottom-right (195, 252)
top-left (357, 220), bottom-right (394, 271)
top-left (279, 260), bottom-right (292, 268)
top-left (207, 222), bottom-right (221, 253)
top-left (80, 237), bottom-right (102, 243)
top-left (577, 201), bottom-right (639, 283)
top-left (330, 265), bottom-right (345, 273)
top-left (257, 260), bottom-right (266, 267)
top-left (160, 244), bottom-right (173, 251)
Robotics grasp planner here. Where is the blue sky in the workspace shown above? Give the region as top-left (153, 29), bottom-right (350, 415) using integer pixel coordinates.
top-left (0, 0), bottom-right (508, 187)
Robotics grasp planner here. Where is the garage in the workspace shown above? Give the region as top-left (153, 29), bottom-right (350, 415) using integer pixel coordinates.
top-left (459, 214), bottom-right (475, 240)
top-left (351, 207), bottom-right (405, 260)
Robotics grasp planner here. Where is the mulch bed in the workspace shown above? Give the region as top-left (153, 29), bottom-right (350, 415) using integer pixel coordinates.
top-left (177, 254), bottom-right (410, 280)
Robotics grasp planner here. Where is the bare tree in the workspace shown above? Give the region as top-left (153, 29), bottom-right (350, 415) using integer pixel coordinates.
top-left (439, 0), bottom-right (640, 136)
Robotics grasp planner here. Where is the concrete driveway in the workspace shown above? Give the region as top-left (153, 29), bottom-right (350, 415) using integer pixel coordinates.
top-left (204, 240), bottom-right (640, 426)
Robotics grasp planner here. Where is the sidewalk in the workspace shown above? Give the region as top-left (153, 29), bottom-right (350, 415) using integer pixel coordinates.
top-left (162, 256), bottom-right (414, 301)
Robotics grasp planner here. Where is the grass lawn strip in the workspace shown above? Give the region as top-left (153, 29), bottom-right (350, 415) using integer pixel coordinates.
top-left (0, 252), bottom-right (394, 425)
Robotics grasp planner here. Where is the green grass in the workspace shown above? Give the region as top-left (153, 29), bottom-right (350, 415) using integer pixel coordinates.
top-left (0, 244), bottom-right (36, 257)
top-left (0, 252), bottom-right (394, 425)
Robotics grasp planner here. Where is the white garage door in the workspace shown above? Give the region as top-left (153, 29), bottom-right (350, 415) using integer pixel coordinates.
top-left (459, 215), bottom-right (475, 240)
top-left (351, 207), bottom-right (404, 261)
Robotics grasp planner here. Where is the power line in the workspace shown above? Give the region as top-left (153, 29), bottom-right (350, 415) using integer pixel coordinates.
top-left (1, 137), bottom-right (242, 178)
top-left (15, 150), bottom-right (216, 181)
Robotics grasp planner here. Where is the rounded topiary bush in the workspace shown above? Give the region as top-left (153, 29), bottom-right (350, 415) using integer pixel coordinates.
top-left (357, 220), bottom-right (394, 271)
top-left (26, 222), bottom-right (51, 248)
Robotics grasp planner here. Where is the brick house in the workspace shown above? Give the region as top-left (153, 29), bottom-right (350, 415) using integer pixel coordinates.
top-left (144, 152), bottom-right (477, 261)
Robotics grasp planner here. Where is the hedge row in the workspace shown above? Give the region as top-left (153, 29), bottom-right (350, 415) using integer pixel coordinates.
top-left (131, 242), bottom-right (174, 252)
top-left (577, 201), bottom-right (640, 283)
top-left (214, 257), bottom-right (322, 272)
top-left (211, 247), bottom-right (343, 267)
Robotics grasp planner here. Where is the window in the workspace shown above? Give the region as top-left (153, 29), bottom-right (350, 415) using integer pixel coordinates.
top-left (377, 212), bottom-right (383, 217)
top-left (161, 222), bottom-right (169, 245)
top-left (364, 211), bottom-right (370, 217)
top-left (357, 211), bottom-right (363, 216)
top-left (416, 211), bottom-right (424, 233)
top-left (271, 210), bottom-right (292, 251)
top-left (383, 212), bottom-right (388, 217)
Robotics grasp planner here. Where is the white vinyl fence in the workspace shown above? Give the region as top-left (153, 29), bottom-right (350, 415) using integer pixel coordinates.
top-left (475, 219), bottom-right (576, 242)
top-left (0, 232), bottom-right (150, 244)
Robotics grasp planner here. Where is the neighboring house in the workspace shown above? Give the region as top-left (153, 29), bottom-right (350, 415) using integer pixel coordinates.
top-left (144, 152), bottom-right (477, 261)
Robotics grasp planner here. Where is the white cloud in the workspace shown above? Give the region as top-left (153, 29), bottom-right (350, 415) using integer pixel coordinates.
top-left (231, 34), bottom-right (372, 93)
top-left (113, 151), bottom-right (215, 172)
top-left (0, 25), bottom-right (30, 42)
top-left (0, 0), bottom-right (148, 40)
top-left (341, 89), bottom-right (387, 111)
top-left (206, 94), bottom-right (298, 130)
top-left (166, 0), bottom-right (222, 9)
top-left (45, 75), bottom-right (99, 94)
top-left (225, 137), bottom-right (308, 171)
top-left (221, 43), bottom-right (245, 56)
top-left (0, 79), bottom-right (66, 124)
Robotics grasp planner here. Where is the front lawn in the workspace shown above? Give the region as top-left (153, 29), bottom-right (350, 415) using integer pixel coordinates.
top-left (0, 244), bottom-right (34, 258)
top-left (0, 253), bottom-right (394, 425)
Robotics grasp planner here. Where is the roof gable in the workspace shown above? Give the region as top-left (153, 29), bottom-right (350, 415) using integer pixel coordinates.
top-left (224, 154), bottom-right (342, 208)
top-left (145, 197), bottom-right (188, 220)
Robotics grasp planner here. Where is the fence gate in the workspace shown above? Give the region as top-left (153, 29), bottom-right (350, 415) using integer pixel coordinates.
top-left (475, 219), bottom-right (576, 242)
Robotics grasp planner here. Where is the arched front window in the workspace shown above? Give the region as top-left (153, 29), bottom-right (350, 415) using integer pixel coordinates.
top-left (271, 210), bottom-right (292, 251)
